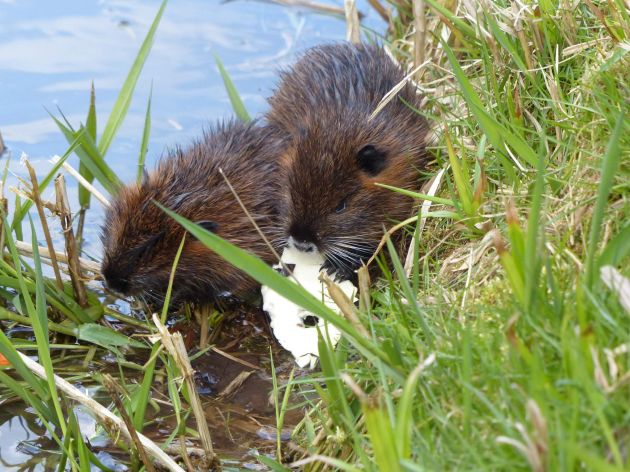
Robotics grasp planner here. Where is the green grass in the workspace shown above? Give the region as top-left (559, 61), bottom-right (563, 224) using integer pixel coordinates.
top-left (1, 0), bottom-right (629, 471)
top-left (269, 2), bottom-right (629, 470)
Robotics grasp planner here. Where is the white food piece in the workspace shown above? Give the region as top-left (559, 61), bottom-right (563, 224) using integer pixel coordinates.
top-left (261, 246), bottom-right (357, 369)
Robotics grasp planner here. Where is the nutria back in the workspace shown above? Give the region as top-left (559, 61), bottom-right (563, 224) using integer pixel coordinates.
top-left (266, 43), bottom-right (430, 280)
top-left (101, 120), bottom-right (282, 305)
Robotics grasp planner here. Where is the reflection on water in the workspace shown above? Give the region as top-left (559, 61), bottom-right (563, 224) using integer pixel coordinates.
top-left (0, 403), bottom-right (102, 471)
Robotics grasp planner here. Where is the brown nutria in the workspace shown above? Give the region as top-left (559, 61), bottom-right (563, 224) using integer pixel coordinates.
top-left (266, 42), bottom-right (430, 280)
top-left (101, 120), bottom-right (282, 306)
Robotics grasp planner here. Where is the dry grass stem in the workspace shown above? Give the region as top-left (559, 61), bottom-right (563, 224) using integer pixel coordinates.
top-left (290, 454), bottom-right (358, 469)
top-left (102, 374), bottom-right (157, 472)
top-left (179, 436), bottom-right (196, 472)
top-left (196, 305), bottom-right (211, 349)
top-left (217, 370), bottom-right (254, 400)
top-left (344, 0), bottom-right (361, 44)
top-left (219, 168), bottom-right (281, 262)
top-left (8, 186), bottom-right (57, 213)
top-left (269, 0), bottom-right (349, 17)
top-left (211, 346), bottom-right (262, 371)
top-left (582, 0), bottom-right (618, 42)
top-left (366, 214), bottom-right (417, 267)
top-left (413, 0), bottom-right (427, 78)
top-left (50, 155), bottom-right (111, 208)
top-left (163, 443), bottom-right (206, 459)
top-left (367, 0), bottom-right (389, 22)
top-left (152, 314), bottom-right (218, 467)
top-left (55, 174), bottom-right (88, 307)
top-left (319, 272), bottom-right (370, 338)
top-left (369, 61), bottom-right (427, 121)
top-left (0, 130), bottom-right (5, 155)
top-left (357, 265), bottom-right (371, 312)
top-left (339, 372), bottom-right (367, 402)
top-left (14, 240), bottom-right (101, 275)
top-left (25, 161), bottom-right (64, 289)
top-left (512, 3), bottom-right (534, 73)
top-left (0, 194), bottom-right (8, 252)
top-left (17, 351), bottom-right (186, 472)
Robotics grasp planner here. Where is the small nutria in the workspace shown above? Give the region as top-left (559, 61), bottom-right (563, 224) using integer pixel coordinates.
top-left (266, 42), bottom-right (430, 280)
top-left (101, 120), bottom-right (282, 306)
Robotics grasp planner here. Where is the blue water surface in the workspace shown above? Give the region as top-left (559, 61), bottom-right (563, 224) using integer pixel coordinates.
top-left (0, 0), bottom-right (384, 257)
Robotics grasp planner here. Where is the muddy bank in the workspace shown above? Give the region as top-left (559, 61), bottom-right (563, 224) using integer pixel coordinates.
top-left (0, 306), bottom-right (302, 470)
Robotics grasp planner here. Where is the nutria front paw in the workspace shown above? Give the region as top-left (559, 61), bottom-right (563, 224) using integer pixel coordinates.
top-left (322, 259), bottom-right (357, 283)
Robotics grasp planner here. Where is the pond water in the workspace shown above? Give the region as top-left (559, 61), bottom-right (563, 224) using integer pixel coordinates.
top-left (0, 0), bottom-right (385, 469)
top-left (0, 0), bottom-right (384, 257)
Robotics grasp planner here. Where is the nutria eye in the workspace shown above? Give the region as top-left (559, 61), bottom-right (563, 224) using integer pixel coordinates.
top-left (334, 199), bottom-right (347, 214)
top-left (190, 221), bottom-right (219, 241)
top-left (130, 231), bottom-right (164, 261)
top-left (196, 220), bottom-right (219, 233)
top-left (357, 144), bottom-right (387, 176)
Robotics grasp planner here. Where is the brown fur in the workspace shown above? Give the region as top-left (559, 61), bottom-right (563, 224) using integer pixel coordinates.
top-left (101, 120), bottom-right (283, 305)
top-left (266, 43), bottom-right (430, 279)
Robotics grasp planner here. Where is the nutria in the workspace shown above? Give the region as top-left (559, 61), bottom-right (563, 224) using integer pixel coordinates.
top-left (266, 43), bottom-right (430, 280)
top-left (101, 120), bottom-right (282, 306)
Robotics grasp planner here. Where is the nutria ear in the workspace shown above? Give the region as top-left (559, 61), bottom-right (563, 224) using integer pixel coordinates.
top-left (196, 220), bottom-right (219, 233)
top-left (357, 145), bottom-right (387, 176)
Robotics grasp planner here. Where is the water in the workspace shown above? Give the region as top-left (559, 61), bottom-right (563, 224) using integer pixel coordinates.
top-left (0, 0), bottom-right (384, 257)
top-left (0, 0), bottom-right (384, 469)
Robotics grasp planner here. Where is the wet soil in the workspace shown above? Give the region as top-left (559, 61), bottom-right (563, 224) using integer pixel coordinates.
top-left (0, 306), bottom-right (304, 471)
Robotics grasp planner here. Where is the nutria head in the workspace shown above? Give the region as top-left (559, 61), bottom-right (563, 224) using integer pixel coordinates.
top-left (267, 43), bottom-right (430, 279)
top-left (101, 121), bottom-right (281, 306)
top-left (278, 110), bottom-right (427, 279)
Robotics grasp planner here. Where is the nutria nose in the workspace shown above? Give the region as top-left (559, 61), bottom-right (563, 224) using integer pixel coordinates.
top-left (288, 223), bottom-right (318, 253)
top-left (101, 263), bottom-right (131, 295)
top-left (289, 237), bottom-right (318, 253)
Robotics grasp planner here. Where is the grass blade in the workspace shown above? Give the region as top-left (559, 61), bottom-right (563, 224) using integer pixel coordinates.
top-left (157, 202), bottom-right (396, 371)
top-left (78, 83), bottom-right (97, 208)
top-left (598, 223), bottom-right (630, 268)
top-left (395, 356), bottom-right (434, 460)
top-left (11, 132), bottom-right (83, 230)
top-left (137, 86), bottom-right (153, 183)
top-left (421, 0), bottom-right (477, 40)
top-left (49, 113), bottom-right (121, 194)
top-left (375, 183), bottom-right (454, 205)
top-left (133, 235), bottom-right (185, 431)
top-left (98, 0), bottom-right (167, 156)
top-left (444, 127), bottom-right (474, 215)
top-left (441, 39), bottom-right (537, 170)
top-left (363, 396), bottom-right (402, 472)
top-left (524, 149), bottom-right (547, 311)
top-left (28, 217), bottom-right (67, 435)
top-left (584, 111), bottom-right (625, 286)
top-left (214, 54), bottom-right (251, 122)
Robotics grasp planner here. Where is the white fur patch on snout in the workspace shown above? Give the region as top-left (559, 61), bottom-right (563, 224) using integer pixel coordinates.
top-left (262, 246), bottom-right (357, 369)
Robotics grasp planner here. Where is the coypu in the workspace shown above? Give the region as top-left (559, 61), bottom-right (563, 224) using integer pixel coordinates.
top-left (266, 42), bottom-right (430, 280)
top-left (101, 120), bottom-right (282, 306)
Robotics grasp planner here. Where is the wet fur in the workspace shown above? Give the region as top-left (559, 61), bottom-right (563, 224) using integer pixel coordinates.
top-left (101, 120), bottom-right (283, 305)
top-left (266, 43), bottom-right (430, 279)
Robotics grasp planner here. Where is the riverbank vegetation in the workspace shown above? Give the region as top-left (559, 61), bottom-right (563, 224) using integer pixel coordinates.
top-left (0, 0), bottom-right (628, 471)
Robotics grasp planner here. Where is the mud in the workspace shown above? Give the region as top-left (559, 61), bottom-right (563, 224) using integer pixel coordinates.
top-left (0, 307), bottom-right (303, 471)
